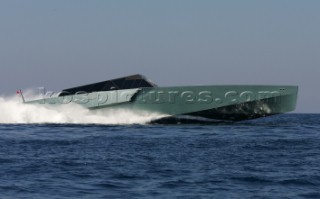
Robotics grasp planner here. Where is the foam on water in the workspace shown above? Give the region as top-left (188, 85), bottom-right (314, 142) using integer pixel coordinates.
top-left (0, 95), bottom-right (166, 124)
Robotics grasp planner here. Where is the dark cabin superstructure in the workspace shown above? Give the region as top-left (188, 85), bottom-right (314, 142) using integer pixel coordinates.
top-left (59, 74), bottom-right (156, 96)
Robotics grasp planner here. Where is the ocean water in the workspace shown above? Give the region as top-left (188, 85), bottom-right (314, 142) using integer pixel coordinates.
top-left (0, 114), bottom-right (319, 199)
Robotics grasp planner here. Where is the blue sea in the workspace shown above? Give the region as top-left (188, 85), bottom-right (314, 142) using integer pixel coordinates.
top-left (0, 114), bottom-right (319, 199)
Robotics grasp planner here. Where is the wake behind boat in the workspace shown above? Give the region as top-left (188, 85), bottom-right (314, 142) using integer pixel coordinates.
top-left (21, 74), bottom-right (298, 121)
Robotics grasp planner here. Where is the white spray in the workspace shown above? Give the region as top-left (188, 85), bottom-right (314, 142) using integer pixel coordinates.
top-left (0, 95), bottom-right (166, 125)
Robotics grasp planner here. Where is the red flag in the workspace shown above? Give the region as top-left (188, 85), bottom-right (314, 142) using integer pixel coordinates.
top-left (16, 90), bottom-right (21, 94)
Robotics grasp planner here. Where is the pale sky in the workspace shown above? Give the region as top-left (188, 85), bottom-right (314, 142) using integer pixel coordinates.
top-left (0, 0), bottom-right (319, 113)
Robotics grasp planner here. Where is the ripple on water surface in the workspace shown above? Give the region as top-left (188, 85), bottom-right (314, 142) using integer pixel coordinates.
top-left (0, 114), bottom-right (319, 198)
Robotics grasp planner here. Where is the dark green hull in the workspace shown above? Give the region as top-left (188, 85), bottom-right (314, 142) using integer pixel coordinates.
top-left (27, 85), bottom-right (298, 121)
top-left (132, 85), bottom-right (298, 121)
